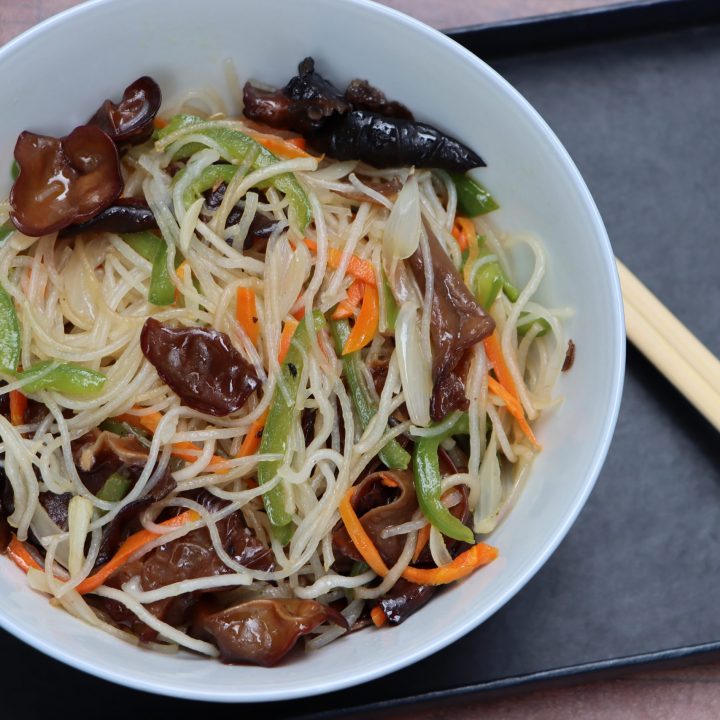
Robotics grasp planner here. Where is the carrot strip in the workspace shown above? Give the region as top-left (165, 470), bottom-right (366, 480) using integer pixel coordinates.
top-left (236, 287), bottom-right (260, 345)
top-left (342, 283), bottom-right (379, 355)
top-left (370, 606), bottom-right (388, 628)
top-left (483, 330), bottom-right (519, 398)
top-left (76, 510), bottom-right (199, 595)
top-left (401, 543), bottom-right (498, 586)
top-left (304, 238), bottom-right (377, 286)
top-left (153, 117), bottom-right (168, 130)
top-left (6, 535), bottom-right (42, 573)
top-left (278, 318), bottom-right (300, 364)
top-left (340, 487), bottom-right (498, 587)
top-left (412, 524), bottom-right (431, 563)
top-left (332, 279), bottom-right (365, 320)
top-left (487, 376), bottom-right (540, 447)
top-left (237, 409), bottom-right (269, 458)
top-left (114, 410), bottom-right (230, 473)
top-left (452, 216), bottom-right (475, 252)
top-left (9, 390), bottom-right (27, 426)
top-left (246, 132), bottom-right (311, 159)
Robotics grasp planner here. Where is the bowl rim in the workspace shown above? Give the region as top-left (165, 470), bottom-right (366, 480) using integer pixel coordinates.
top-left (0, 0), bottom-right (625, 702)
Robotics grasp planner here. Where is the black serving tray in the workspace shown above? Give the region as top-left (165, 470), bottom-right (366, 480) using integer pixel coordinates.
top-left (2, 2), bottom-right (720, 717)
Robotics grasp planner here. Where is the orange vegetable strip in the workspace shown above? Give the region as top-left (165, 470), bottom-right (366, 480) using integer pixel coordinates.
top-left (331, 279), bottom-right (365, 320)
top-left (412, 524), bottom-right (431, 563)
top-left (246, 132), bottom-right (311, 159)
top-left (237, 409), bottom-right (269, 458)
top-left (9, 390), bottom-right (27, 426)
top-left (174, 260), bottom-right (189, 304)
top-left (401, 543), bottom-right (498, 586)
top-left (370, 606), bottom-right (388, 628)
top-left (6, 535), bottom-right (42, 573)
top-left (483, 330), bottom-right (519, 398)
top-left (114, 411), bottom-right (230, 472)
top-left (304, 238), bottom-right (376, 286)
top-left (487, 375), bottom-right (539, 447)
top-left (339, 488), bottom-right (390, 577)
top-left (278, 318), bottom-right (300, 364)
top-left (342, 283), bottom-right (379, 355)
top-left (153, 117), bottom-right (169, 130)
top-left (452, 216), bottom-right (475, 252)
top-left (340, 487), bottom-right (498, 586)
top-left (76, 510), bottom-right (200, 595)
top-left (236, 287), bottom-right (260, 345)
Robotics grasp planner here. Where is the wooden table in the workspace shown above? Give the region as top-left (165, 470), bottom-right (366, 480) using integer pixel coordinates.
top-left (1, 1), bottom-right (719, 718)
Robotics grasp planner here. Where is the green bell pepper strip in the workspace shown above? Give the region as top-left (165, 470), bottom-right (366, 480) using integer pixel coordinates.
top-left (0, 221), bottom-right (15, 245)
top-left (379, 269), bottom-right (398, 334)
top-left (10, 160), bottom-right (19, 181)
top-left (258, 311), bottom-right (326, 545)
top-left (17, 361), bottom-right (106, 395)
top-left (330, 319), bottom-right (410, 470)
top-left (517, 313), bottom-right (551, 337)
top-left (466, 235), bottom-right (519, 310)
top-left (0, 285), bottom-right (20, 374)
top-left (122, 232), bottom-right (179, 306)
top-left (412, 413), bottom-right (475, 544)
top-left (96, 472), bottom-right (132, 503)
top-left (158, 114), bottom-right (312, 231)
top-left (451, 173), bottom-right (499, 216)
top-left (98, 419), bottom-right (130, 436)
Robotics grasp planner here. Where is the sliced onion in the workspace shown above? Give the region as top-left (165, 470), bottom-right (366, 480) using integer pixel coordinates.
top-left (67, 496), bottom-right (93, 577)
top-left (395, 300), bottom-right (432, 427)
top-left (269, 238), bottom-right (310, 320)
top-left (30, 504), bottom-right (68, 567)
top-left (474, 433), bottom-right (503, 534)
top-left (383, 173), bottom-right (421, 261)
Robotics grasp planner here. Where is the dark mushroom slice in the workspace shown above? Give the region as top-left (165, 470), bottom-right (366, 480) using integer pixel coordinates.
top-left (140, 318), bottom-right (260, 417)
top-left (310, 110), bottom-right (485, 172)
top-left (88, 76), bottom-right (162, 146)
top-left (190, 597), bottom-right (347, 666)
top-left (408, 226), bottom-right (495, 421)
top-left (60, 198), bottom-right (158, 237)
top-left (9, 126), bottom-right (123, 237)
top-left (333, 469), bottom-right (418, 567)
top-left (344, 78), bottom-right (414, 120)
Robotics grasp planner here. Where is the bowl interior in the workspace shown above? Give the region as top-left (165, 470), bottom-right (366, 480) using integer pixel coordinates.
top-left (0, 0), bottom-right (624, 702)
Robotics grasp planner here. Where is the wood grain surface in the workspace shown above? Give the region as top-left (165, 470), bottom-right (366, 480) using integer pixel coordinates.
top-left (1, 1), bottom-right (719, 718)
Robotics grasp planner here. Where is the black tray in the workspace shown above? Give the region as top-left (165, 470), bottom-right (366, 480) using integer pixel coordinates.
top-left (3, 2), bottom-right (720, 717)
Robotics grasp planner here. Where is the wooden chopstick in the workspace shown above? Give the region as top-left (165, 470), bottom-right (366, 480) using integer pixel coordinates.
top-left (616, 259), bottom-right (720, 432)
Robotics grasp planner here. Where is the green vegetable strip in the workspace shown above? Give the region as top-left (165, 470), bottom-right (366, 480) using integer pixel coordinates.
top-left (451, 173), bottom-right (499, 216)
top-left (258, 311), bottom-right (326, 544)
top-left (123, 232), bottom-right (178, 306)
top-left (18, 361), bottom-right (106, 395)
top-left (158, 114), bottom-right (312, 231)
top-left (98, 419), bottom-right (130, 436)
top-left (96, 472), bottom-right (132, 503)
top-left (379, 269), bottom-right (398, 334)
top-left (330, 319), bottom-right (410, 470)
top-left (412, 413), bottom-right (474, 544)
top-left (517, 313), bottom-right (551, 337)
top-left (10, 160), bottom-right (19, 181)
top-left (0, 284), bottom-right (20, 374)
top-left (0, 221), bottom-right (15, 245)
top-left (465, 234), bottom-right (519, 310)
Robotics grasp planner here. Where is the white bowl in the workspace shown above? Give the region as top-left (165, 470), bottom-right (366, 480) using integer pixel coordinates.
top-left (0, 0), bottom-right (624, 702)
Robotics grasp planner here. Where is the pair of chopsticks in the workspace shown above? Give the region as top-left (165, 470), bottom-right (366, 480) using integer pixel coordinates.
top-left (616, 259), bottom-right (720, 432)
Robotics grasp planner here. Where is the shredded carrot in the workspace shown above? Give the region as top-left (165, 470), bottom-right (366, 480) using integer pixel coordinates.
top-left (246, 132), bottom-right (311, 159)
top-left (76, 510), bottom-right (199, 594)
top-left (412, 524), bottom-right (431, 563)
top-left (292, 304), bottom-right (306, 321)
top-left (342, 283), bottom-right (379, 355)
top-left (237, 409), bottom-right (269, 458)
top-left (487, 376), bottom-right (540, 448)
top-left (340, 487), bottom-right (498, 586)
top-left (114, 410), bottom-right (230, 473)
top-left (236, 287), bottom-right (260, 345)
top-left (9, 390), bottom-right (27, 426)
top-left (483, 330), bottom-right (518, 398)
top-left (379, 473), bottom-right (399, 488)
top-left (370, 606), bottom-right (388, 628)
top-left (402, 543), bottom-right (498, 585)
top-left (452, 216), bottom-right (475, 252)
top-left (174, 260), bottom-right (189, 304)
top-left (278, 318), bottom-right (299, 364)
top-left (304, 238), bottom-right (377, 286)
top-left (6, 535), bottom-right (42, 573)
top-left (153, 117), bottom-right (169, 130)
top-left (332, 279), bottom-right (365, 320)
